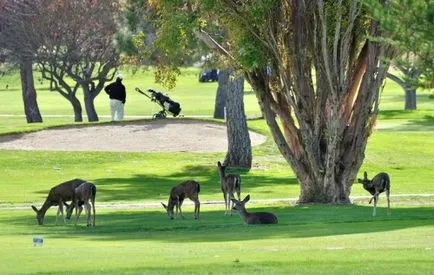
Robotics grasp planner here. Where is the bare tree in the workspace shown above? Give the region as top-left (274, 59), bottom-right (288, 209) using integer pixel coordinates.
top-left (35, 0), bottom-right (121, 122)
top-left (0, 0), bottom-right (43, 123)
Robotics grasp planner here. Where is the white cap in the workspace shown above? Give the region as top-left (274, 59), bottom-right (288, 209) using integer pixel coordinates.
top-left (116, 74), bottom-right (123, 80)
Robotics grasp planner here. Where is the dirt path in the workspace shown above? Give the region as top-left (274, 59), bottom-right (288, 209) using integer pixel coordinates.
top-left (0, 120), bottom-right (266, 153)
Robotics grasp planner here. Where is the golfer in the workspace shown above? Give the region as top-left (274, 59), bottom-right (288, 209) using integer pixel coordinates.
top-left (104, 74), bottom-right (126, 121)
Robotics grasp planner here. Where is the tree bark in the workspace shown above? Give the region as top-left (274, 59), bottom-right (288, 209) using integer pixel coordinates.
top-left (243, 1), bottom-right (395, 203)
top-left (222, 69), bottom-right (252, 169)
top-left (213, 69), bottom-right (228, 119)
top-left (70, 95), bottom-right (83, 122)
top-left (387, 72), bottom-right (417, 110)
top-left (20, 58), bottom-right (43, 123)
top-left (405, 88), bottom-right (417, 110)
top-left (82, 84), bottom-right (99, 122)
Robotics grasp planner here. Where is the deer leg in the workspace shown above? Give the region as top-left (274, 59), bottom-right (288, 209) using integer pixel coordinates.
top-left (372, 195), bottom-right (378, 217)
top-left (223, 192), bottom-right (228, 215)
top-left (178, 199), bottom-right (184, 219)
top-left (84, 201), bottom-right (91, 226)
top-left (75, 205), bottom-right (83, 225)
top-left (386, 189), bottom-right (391, 216)
top-left (92, 200), bottom-right (96, 226)
top-left (196, 200), bottom-right (200, 220)
top-left (226, 193), bottom-right (234, 216)
top-left (192, 195), bottom-right (200, 220)
top-left (56, 201), bottom-right (65, 225)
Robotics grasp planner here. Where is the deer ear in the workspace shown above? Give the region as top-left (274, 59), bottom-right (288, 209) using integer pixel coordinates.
top-left (31, 205), bottom-right (38, 213)
top-left (161, 202), bottom-right (167, 210)
top-left (217, 161), bottom-right (222, 167)
top-left (364, 171), bottom-right (368, 179)
top-left (243, 195), bottom-right (250, 203)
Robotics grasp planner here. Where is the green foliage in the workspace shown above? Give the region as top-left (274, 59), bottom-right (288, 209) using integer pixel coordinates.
top-left (364, 0), bottom-right (434, 84)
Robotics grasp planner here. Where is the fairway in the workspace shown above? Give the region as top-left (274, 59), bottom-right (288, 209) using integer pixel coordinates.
top-left (0, 68), bottom-right (433, 274)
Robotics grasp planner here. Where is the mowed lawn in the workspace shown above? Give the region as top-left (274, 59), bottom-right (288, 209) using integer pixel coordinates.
top-left (0, 68), bottom-right (433, 274)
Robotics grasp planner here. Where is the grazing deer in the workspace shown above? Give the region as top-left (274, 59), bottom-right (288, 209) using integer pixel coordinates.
top-left (217, 161), bottom-right (241, 216)
top-left (31, 178), bottom-right (86, 225)
top-left (66, 181), bottom-right (96, 226)
top-left (161, 180), bottom-right (200, 220)
top-left (231, 195), bottom-right (278, 225)
top-left (358, 171), bottom-right (391, 216)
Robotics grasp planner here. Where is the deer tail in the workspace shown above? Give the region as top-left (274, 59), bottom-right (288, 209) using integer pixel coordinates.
top-left (196, 182), bottom-right (200, 194)
top-left (91, 184), bottom-right (97, 203)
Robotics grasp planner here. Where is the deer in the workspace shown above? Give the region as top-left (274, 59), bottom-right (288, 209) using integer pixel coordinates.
top-left (217, 161), bottom-right (241, 216)
top-left (65, 181), bottom-right (96, 226)
top-left (231, 194), bottom-right (278, 225)
top-left (358, 171), bottom-right (391, 216)
top-left (31, 178), bottom-right (86, 225)
top-left (161, 180), bottom-right (200, 220)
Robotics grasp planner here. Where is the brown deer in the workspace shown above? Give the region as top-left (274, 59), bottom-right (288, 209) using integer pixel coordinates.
top-left (161, 180), bottom-right (200, 220)
top-left (217, 161), bottom-right (241, 216)
top-left (231, 195), bottom-right (278, 224)
top-left (358, 171), bottom-right (391, 216)
top-left (31, 178), bottom-right (86, 225)
top-left (66, 181), bottom-right (96, 226)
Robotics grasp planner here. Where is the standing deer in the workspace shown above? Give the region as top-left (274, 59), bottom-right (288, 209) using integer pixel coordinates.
top-left (217, 161), bottom-right (241, 216)
top-left (161, 180), bottom-right (200, 220)
top-left (31, 178), bottom-right (86, 225)
top-left (66, 181), bottom-right (96, 226)
top-left (358, 171), bottom-right (391, 216)
top-left (231, 195), bottom-right (278, 224)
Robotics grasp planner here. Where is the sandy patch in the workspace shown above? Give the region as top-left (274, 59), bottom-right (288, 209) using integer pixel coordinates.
top-left (0, 120), bottom-right (266, 153)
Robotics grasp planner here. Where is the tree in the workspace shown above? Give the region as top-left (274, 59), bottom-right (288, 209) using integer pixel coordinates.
top-left (146, 1), bottom-right (252, 168)
top-left (0, 0), bottom-right (43, 123)
top-left (157, 1), bottom-right (395, 203)
top-left (365, 0), bottom-right (434, 110)
top-left (35, 0), bottom-right (121, 122)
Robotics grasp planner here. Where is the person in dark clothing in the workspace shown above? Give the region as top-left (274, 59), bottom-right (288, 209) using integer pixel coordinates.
top-left (104, 75), bottom-right (126, 121)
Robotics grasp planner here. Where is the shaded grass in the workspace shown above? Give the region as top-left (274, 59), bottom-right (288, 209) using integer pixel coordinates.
top-left (0, 204), bottom-right (433, 274)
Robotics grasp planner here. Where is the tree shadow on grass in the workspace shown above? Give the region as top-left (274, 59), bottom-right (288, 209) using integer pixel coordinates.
top-left (12, 203), bottom-right (434, 243)
top-left (91, 164), bottom-right (297, 202)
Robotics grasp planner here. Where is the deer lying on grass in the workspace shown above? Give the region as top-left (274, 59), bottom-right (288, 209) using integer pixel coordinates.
top-left (358, 171), bottom-right (391, 216)
top-left (217, 161), bottom-right (241, 216)
top-left (161, 180), bottom-right (200, 220)
top-left (231, 195), bottom-right (278, 225)
top-left (66, 181), bottom-right (96, 226)
top-left (31, 178), bottom-right (86, 225)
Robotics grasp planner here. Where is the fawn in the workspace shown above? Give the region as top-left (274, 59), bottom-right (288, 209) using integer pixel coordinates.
top-left (161, 180), bottom-right (200, 220)
top-left (217, 161), bottom-right (241, 215)
top-left (358, 171), bottom-right (391, 216)
top-left (65, 181), bottom-right (96, 226)
top-left (231, 195), bottom-right (278, 224)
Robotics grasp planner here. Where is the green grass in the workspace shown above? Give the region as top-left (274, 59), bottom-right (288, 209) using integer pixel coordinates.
top-left (0, 67), bottom-right (433, 274)
top-left (0, 204), bottom-right (433, 274)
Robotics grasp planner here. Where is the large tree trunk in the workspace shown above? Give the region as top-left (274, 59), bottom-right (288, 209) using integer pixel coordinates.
top-left (213, 70), bottom-right (227, 119)
top-left (82, 84), bottom-right (99, 122)
top-left (244, 1), bottom-right (395, 203)
top-left (223, 69), bottom-right (252, 169)
top-left (387, 72), bottom-right (417, 110)
top-left (405, 88), bottom-right (417, 110)
top-left (70, 95), bottom-right (83, 122)
top-left (20, 58), bottom-right (42, 123)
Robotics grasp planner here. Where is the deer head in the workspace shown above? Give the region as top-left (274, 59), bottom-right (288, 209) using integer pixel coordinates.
top-left (231, 194), bottom-right (250, 212)
top-left (161, 202), bottom-right (175, 219)
top-left (31, 205), bottom-right (44, 225)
